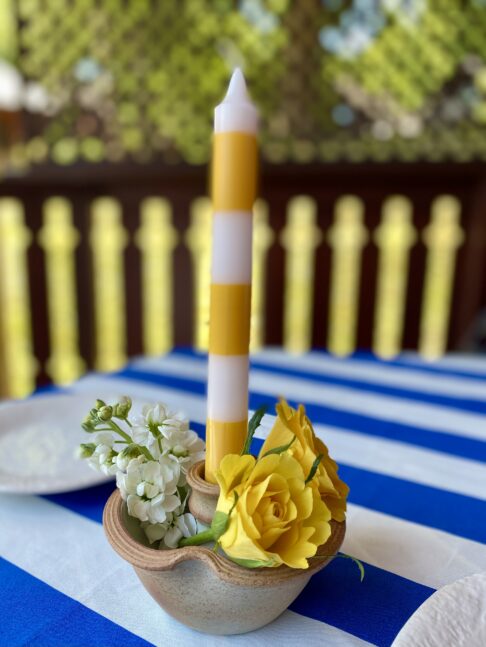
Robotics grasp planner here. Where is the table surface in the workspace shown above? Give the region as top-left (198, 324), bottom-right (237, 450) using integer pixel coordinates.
top-left (1, 348), bottom-right (486, 647)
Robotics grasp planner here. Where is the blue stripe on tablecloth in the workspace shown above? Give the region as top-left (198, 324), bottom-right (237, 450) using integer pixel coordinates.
top-left (114, 367), bottom-right (486, 464)
top-left (44, 480), bottom-right (116, 524)
top-left (290, 555), bottom-right (433, 647)
top-left (0, 557), bottom-right (153, 647)
top-left (46, 425), bottom-right (486, 544)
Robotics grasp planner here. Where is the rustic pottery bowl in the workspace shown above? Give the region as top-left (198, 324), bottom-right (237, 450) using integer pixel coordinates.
top-left (103, 465), bottom-right (345, 635)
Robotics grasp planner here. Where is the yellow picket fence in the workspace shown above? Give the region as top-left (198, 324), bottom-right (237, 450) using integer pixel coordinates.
top-left (0, 193), bottom-right (464, 398)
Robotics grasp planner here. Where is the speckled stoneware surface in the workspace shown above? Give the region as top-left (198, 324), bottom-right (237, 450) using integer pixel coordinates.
top-left (103, 489), bottom-right (345, 635)
top-left (186, 460), bottom-right (219, 525)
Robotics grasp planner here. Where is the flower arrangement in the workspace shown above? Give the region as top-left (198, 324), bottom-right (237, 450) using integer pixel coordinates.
top-left (80, 396), bottom-right (361, 575)
top-left (79, 397), bottom-right (205, 547)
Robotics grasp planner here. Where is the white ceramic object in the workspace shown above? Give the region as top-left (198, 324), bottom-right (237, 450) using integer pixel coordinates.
top-left (0, 393), bottom-right (121, 494)
top-left (392, 571), bottom-right (486, 647)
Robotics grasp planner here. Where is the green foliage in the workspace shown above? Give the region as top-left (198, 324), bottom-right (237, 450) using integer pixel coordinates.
top-left (340, 553), bottom-right (365, 582)
top-left (241, 405), bottom-right (268, 455)
top-left (3, 0), bottom-right (486, 171)
top-left (305, 453), bottom-right (323, 484)
top-left (260, 435), bottom-right (296, 458)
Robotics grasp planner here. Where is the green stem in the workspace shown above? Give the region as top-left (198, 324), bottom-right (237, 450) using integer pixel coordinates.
top-left (179, 529), bottom-right (214, 547)
top-left (108, 421), bottom-right (132, 444)
top-left (108, 421), bottom-right (156, 461)
top-left (139, 445), bottom-right (156, 461)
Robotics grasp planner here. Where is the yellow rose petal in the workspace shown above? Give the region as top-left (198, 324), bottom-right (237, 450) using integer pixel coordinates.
top-left (238, 491), bottom-right (262, 540)
top-left (245, 474), bottom-right (273, 514)
top-left (259, 526), bottom-right (287, 550)
top-left (216, 454), bottom-right (255, 494)
top-left (276, 540), bottom-right (316, 569)
top-left (221, 515), bottom-right (275, 564)
top-left (288, 485), bottom-right (313, 521)
top-left (248, 454), bottom-right (280, 484)
top-left (274, 454), bottom-right (305, 481)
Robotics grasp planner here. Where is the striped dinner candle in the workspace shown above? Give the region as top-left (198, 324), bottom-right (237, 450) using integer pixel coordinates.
top-left (205, 69), bottom-right (259, 483)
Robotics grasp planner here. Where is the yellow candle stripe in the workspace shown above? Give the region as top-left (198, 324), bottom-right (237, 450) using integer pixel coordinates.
top-left (205, 419), bottom-right (248, 483)
top-left (212, 133), bottom-right (258, 211)
top-left (209, 283), bottom-right (252, 355)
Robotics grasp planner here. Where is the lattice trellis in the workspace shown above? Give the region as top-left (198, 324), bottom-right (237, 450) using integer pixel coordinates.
top-left (2, 0), bottom-right (486, 171)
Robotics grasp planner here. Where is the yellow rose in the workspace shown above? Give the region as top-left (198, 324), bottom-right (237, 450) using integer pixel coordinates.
top-left (214, 452), bottom-right (331, 569)
top-left (258, 400), bottom-right (349, 522)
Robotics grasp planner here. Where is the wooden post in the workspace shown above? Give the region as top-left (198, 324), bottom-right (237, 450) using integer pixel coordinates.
top-left (451, 179), bottom-right (486, 349)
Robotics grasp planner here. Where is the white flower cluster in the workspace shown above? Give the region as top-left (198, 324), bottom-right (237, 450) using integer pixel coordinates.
top-left (79, 398), bottom-right (206, 548)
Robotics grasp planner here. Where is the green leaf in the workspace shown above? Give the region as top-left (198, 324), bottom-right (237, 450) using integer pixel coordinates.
top-left (228, 556), bottom-right (278, 569)
top-left (211, 492), bottom-right (239, 540)
top-left (261, 434), bottom-right (296, 458)
top-left (241, 405), bottom-right (268, 455)
top-left (305, 453), bottom-right (323, 484)
top-left (340, 553), bottom-right (365, 581)
top-left (211, 511), bottom-right (230, 541)
top-left (178, 528), bottom-right (214, 547)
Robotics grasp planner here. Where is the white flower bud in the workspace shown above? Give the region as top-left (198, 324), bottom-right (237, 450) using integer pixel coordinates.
top-left (77, 443), bottom-right (96, 459)
top-left (113, 395), bottom-right (132, 419)
top-left (98, 405), bottom-right (113, 421)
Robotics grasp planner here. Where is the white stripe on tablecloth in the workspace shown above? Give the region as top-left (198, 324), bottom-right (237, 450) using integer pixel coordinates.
top-left (252, 349), bottom-right (486, 400)
top-left (70, 376), bottom-right (486, 501)
top-left (128, 354), bottom-right (486, 441)
top-left (0, 495), bottom-right (371, 647)
top-left (344, 504), bottom-right (486, 590)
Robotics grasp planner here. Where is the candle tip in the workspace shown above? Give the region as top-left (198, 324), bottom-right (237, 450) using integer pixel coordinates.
top-left (226, 68), bottom-right (248, 101)
top-left (215, 67), bottom-right (258, 133)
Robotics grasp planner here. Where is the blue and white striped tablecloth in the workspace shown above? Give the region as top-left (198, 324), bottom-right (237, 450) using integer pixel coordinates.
top-left (1, 349), bottom-right (486, 647)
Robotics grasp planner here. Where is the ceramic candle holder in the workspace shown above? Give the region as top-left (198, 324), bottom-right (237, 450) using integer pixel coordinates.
top-left (186, 460), bottom-right (219, 524)
top-left (103, 460), bottom-right (346, 635)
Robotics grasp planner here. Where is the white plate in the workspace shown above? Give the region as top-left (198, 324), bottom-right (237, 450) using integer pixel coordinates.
top-left (392, 571), bottom-right (486, 647)
top-left (0, 393), bottom-right (124, 494)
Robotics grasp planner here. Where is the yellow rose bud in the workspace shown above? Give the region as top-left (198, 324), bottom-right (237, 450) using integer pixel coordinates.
top-left (259, 400), bottom-right (349, 522)
top-left (215, 453), bottom-right (331, 569)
